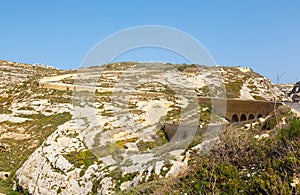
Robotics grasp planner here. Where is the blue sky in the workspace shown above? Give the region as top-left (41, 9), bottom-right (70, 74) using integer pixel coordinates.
top-left (0, 0), bottom-right (299, 83)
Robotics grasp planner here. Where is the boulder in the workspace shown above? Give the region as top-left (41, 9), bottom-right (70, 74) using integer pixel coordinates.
top-left (258, 117), bottom-right (266, 123)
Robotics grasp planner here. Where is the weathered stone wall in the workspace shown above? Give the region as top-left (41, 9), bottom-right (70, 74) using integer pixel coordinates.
top-left (39, 83), bottom-right (75, 91)
top-left (198, 97), bottom-right (282, 122)
top-left (38, 82), bottom-right (110, 93)
top-left (162, 123), bottom-right (203, 141)
top-left (163, 123), bottom-right (228, 141)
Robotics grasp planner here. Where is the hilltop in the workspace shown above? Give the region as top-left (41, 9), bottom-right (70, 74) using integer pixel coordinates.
top-left (0, 60), bottom-right (298, 194)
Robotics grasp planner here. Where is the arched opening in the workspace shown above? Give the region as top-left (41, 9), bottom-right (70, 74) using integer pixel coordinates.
top-left (248, 114), bottom-right (255, 120)
top-left (66, 87), bottom-right (69, 91)
top-left (232, 114), bottom-right (239, 122)
top-left (257, 114), bottom-right (263, 119)
top-left (240, 114), bottom-right (247, 121)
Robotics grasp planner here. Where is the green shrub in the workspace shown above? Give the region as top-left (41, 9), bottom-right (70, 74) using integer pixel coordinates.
top-left (122, 116), bottom-right (300, 194)
top-left (278, 117), bottom-right (300, 140)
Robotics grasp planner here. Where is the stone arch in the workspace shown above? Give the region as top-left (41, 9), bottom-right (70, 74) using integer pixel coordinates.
top-left (257, 114), bottom-right (263, 119)
top-left (248, 114), bottom-right (255, 120)
top-left (240, 114), bottom-right (247, 122)
top-left (232, 114), bottom-right (239, 122)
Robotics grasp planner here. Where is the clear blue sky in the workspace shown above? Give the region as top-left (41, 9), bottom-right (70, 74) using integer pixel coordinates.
top-left (0, 0), bottom-right (299, 83)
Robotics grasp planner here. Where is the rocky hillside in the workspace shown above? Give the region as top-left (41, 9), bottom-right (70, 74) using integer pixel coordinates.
top-left (0, 60), bottom-right (293, 194)
top-left (288, 81), bottom-right (300, 103)
top-left (218, 66), bottom-right (289, 101)
top-left (0, 61), bottom-right (74, 194)
top-left (38, 63), bottom-right (289, 101)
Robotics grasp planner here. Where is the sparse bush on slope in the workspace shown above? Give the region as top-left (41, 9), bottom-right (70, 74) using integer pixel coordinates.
top-left (122, 116), bottom-right (300, 194)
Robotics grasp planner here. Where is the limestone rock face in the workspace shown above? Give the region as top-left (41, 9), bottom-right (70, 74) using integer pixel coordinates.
top-left (0, 60), bottom-right (291, 194)
top-left (15, 121), bottom-right (98, 195)
top-left (14, 118), bottom-right (193, 195)
top-left (288, 81), bottom-right (300, 103)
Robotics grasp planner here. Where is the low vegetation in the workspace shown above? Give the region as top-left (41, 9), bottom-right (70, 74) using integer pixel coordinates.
top-left (64, 149), bottom-right (98, 177)
top-left (225, 80), bottom-right (243, 98)
top-left (64, 150), bottom-right (97, 169)
top-left (122, 116), bottom-right (300, 194)
top-left (0, 112), bottom-right (72, 193)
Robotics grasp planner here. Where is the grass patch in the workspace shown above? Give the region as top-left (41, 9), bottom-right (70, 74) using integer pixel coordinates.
top-left (108, 167), bottom-right (139, 192)
top-left (137, 129), bottom-right (168, 152)
top-left (116, 137), bottom-right (139, 148)
top-left (63, 149), bottom-right (97, 176)
top-left (165, 105), bottom-right (181, 121)
top-left (0, 112), bottom-right (72, 194)
top-left (90, 143), bottom-right (124, 158)
top-left (253, 95), bottom-right (266, 101)
top-left (225, 80), bottom-right (243, 98)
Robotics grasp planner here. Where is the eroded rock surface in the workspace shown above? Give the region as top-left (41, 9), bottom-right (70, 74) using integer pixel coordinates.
top-left (0, 60), bottom-right (289, 194)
